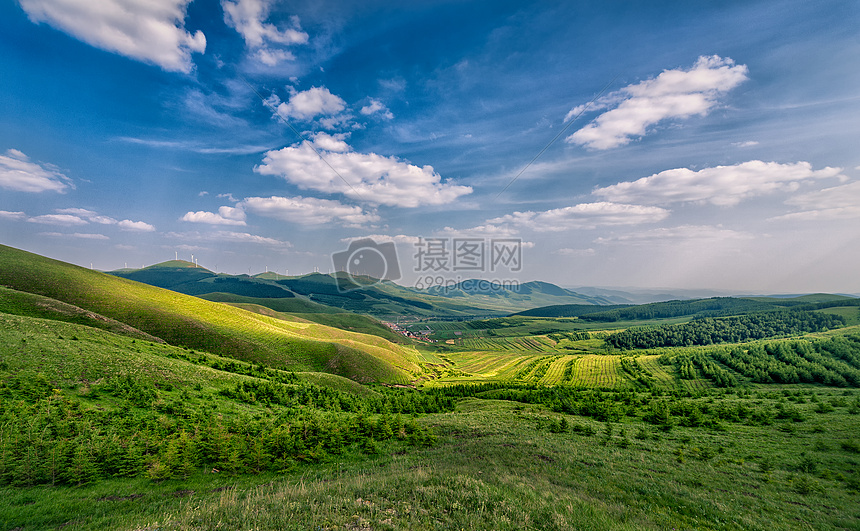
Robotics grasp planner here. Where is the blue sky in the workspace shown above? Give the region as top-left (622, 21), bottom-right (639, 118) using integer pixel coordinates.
top-left (2, 0), bottom-right (859, 293)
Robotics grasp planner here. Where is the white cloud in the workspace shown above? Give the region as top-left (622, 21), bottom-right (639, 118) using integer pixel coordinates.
top-left (181, 206), bottom-right (248, 226)
top-left (593, 161), bottom-right (844, 207)
top-left (28, 214), bottom-right (88, 226)
top-left (19, 0), bottom-right (205, 73)
top-left (276, 87), bottom-right (346, 121)
top-left (309, 132), bottom-right (350, 152)
top-left (117, 220), bottom-right (156, 232)
top-left (554, 248), bottom-right (596, 256)
top-left (241, 196), bottom-right (379, 226)
top-left (53, 207), bottom-right (155, 231)
top-left (770, 208), bottom-right (860, 222)
top-left (40, 232), bottom-right (110, 240)
top-left (770, 180), bottom-right (860, 221)
top-left (118, 136), bottom-right (271, 155)
top-left (731, 141), bottom-right (759, 148)
top-left (487, 202), bottom-right (670, 231)
top-left (567, 55), bottom-right (748, 149)
top-left (0, 210), bottom-right (26, 221)
top-left (167, 230), bottom-right (290, 247)
top-left (340, 234), bottom-right (422, 245)
top-left (784, 180), bottom-right (860, 210)
top-left (56, 208), bottom-right (115, 225)
top-left (360, 99), bottom-right (394, 119)
top-left (0, 149), bottom-right (72, 193)
top-left (222, 0), bottom-right (307, 65)
top-left (439, 224), bottom-right (524, 239)
top-left (594, 225), bottom-right (755, 246)
top-left (255, 48), bottom-right (295, 66)
top-left (255, 133), bottom-right (473, 207)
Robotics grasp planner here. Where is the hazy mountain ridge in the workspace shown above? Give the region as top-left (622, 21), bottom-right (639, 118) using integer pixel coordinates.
top-left (109, 263), bottom-right (614, 317)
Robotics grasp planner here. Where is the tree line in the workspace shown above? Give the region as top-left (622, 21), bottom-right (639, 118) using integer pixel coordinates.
top-left (606, 310), bottom-right (845, 350)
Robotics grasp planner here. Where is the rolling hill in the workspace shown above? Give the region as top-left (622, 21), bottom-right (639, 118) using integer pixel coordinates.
top-left (110, 263), bottom-right (614, 317)
top-left (0, 244), bottom-right (422, 383)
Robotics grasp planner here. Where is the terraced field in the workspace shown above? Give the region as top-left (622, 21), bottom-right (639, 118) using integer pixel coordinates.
top-left (537, 355), bottom-right (578, 385)
top-left (636, 354), bottom-right (677, 386)
top-left (461, 336), bottom-right (555, 352)
top-left (431, 351), bottom-right (541, 382)
top-left (566, 355), bottom-right (624, 387)
top-left (430, 351), bottom-right (632, 388)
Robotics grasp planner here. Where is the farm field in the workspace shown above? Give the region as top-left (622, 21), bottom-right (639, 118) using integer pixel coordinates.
top-left (2, 246), bottom-right (860, 529)
top-left (415, 315), bottom-right (695, 341)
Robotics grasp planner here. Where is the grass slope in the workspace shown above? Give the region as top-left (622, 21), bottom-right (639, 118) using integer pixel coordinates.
top-left (198, 292), bottom-right (348, 314)
top-left (0, 286), bottom-right (161, 343)
top-left (0, 245), bottom-right (421, 383)
top-left (5, 392), bottom-right (860, 530)
top-left (226, 302), bottom-right (409, 344)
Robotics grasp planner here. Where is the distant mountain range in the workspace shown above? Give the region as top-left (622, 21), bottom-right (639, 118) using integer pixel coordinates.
top-left (513, 293), bottom-right (860, 320)
top-left (107, 262), bottom-right (614, 317)
top-left (566, 286), bottom-right (860, 305)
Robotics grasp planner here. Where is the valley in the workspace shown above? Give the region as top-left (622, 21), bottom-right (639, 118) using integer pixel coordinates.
top-left (1, 244), bottom-right (859, 530)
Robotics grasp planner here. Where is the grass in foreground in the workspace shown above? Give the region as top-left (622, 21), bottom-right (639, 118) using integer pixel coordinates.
top-left (3, 395), bottom-right (860, 530)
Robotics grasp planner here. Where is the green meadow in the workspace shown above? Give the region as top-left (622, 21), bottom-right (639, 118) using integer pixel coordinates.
top-left (2, 244), bottom-right (860, 529)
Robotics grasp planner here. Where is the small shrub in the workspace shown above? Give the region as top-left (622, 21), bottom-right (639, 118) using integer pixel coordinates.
top-left (797, 454), bottom-right (819, 475)
top-left (571, 423), bottom-right (596, 437)
top-left (840, 440), bottom-right (860, 454)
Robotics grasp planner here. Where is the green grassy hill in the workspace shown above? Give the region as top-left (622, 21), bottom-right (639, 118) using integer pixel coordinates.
top-left (198, 292), bottom-right (349, 314)
top-left (5, 243), bottom-right (860, 530)
top-left (0, 245), bottom-right (421, 383)
top-left (111, 264), bottom-right (615, 318)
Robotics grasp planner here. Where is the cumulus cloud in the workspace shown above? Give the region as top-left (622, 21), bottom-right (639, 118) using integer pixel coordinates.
top-left (222, 0), bottom-right (307, 65)
top-left (241, 195), bottom-right (379, 226)
top-left (566, 55), bottom-right (748, 149)
top-left (770, 180), bottom-right (860, 221)
top-left (181, 206), bottom-right (248, 226)
top-left (594, 225), bottom-right (755, 245)
top-left (276, 87), bottom-right (346, 121)
top-left (255, 133), bottom-right (472, 207)
top-left (19, 0), bottom-right (205, 73)
top-left (0, 149), bottom-right (72, 193)
top-left (593, 161), bottom-right (844, 207)
top-left (117, 220), bottom-right (156, 232)
top-left (487, 202), bottom-right (670, 231)
top-left (360, 99), bottom-right (394, 120)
